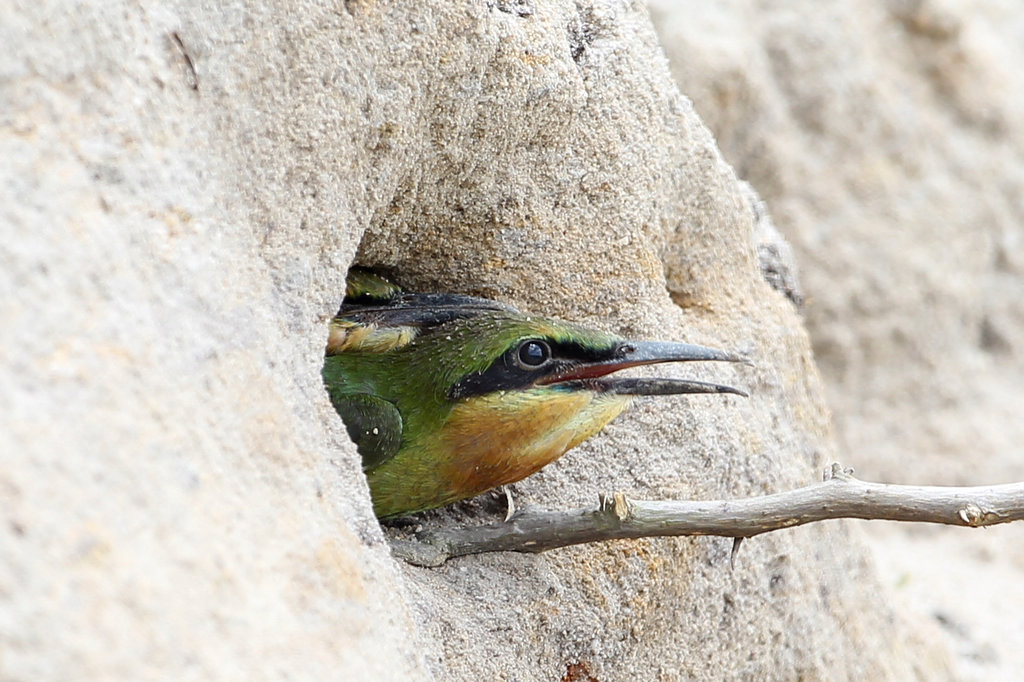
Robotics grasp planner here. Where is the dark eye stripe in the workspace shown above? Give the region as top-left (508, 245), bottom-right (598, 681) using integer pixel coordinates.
top-left (448, 338), bottom-right (615, 400)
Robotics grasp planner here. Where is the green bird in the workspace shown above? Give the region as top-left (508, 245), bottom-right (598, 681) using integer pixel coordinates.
top-left (323, 270), bottom-right (747, 518)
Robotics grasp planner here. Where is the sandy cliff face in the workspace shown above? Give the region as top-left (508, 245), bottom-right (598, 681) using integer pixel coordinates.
top-left (650, 1), bottom-right (1024, 678)
top-left (9, 0), bottom-right (1019, 679)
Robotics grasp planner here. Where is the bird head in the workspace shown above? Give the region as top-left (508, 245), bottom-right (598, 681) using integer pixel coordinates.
top-left (436, 314), bottom-right (748, 402)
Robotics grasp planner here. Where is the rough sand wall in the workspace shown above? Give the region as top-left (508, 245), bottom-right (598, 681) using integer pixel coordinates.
top-left (650, 1), bottom-right (1024, 678)
top-left (0, 2), bottom-right (972, 680)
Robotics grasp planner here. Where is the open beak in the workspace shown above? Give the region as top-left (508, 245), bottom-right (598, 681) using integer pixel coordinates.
top-left (540, 340), bottom-right (750, 397)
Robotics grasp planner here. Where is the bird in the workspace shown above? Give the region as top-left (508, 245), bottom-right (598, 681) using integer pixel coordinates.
top-left (323, 269), bottom-right (748, 518)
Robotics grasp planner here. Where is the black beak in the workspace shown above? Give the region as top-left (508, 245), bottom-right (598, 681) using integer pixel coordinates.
top-left (542, 340), bottom-right (749, 397)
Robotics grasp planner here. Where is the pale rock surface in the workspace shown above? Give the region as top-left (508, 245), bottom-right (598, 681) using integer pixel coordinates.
top-left (650, 0), bottom-right (1024, 679)
top-left (2, 1), bottom-right (960, 680)
top-left (1, 2), bottom-right (426, 680)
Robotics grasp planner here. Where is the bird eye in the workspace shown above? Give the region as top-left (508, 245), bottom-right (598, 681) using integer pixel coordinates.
top-left (516, 340), bottom-right (551, 368)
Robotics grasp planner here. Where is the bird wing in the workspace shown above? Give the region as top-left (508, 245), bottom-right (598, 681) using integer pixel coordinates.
top-left (336, 291), bottom-right (517, 328)
top-left (330, 392), bottom-right (404, 471)
top-left (340, 268), bottom-right (516, 327)
top-left (328, 284), bottom-right (520, 355)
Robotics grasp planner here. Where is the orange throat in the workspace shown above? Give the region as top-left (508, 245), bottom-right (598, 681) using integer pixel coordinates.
top-left (439, 388), bottom-right (631, 500)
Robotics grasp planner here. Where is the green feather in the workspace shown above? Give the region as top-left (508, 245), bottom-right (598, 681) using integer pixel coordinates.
top-left (328, 392), bottom-right (403, 470)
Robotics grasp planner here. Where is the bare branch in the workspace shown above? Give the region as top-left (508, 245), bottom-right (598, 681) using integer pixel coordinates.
top-left (390, 463), bottom-right (1024, 567)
